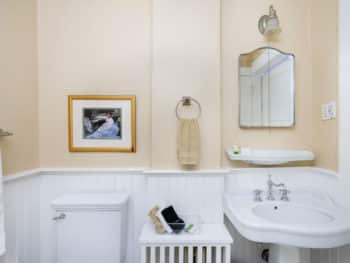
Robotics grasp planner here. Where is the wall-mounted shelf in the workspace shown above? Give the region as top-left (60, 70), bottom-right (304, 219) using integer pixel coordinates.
top-left (0, 129), bottom-right (13, 138)
top-left (226, 148), bottom-right (315, 166)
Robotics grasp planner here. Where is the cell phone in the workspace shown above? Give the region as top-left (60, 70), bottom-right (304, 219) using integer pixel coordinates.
top-left (161, 206), bottom-right (185, 233)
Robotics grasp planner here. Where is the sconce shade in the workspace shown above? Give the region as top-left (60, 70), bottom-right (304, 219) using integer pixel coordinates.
top-left (258, 5), bottom-right (281, 36)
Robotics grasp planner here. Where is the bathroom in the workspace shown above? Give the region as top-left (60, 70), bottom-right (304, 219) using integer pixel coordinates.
top-left (0, 0), bottom-right (349, 262)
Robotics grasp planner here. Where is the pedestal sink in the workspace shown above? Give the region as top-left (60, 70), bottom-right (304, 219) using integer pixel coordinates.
top-left (224, 193), bottom-right (350, 263)
top-left (252, 203), bottom-right (334, 225)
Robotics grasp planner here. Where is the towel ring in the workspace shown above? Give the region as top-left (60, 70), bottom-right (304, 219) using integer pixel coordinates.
top-left (175, 96), bottom-right (202, 120)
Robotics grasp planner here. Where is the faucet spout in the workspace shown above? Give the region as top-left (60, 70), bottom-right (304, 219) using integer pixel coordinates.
top-left (266, 175), bottom-right (285, 201)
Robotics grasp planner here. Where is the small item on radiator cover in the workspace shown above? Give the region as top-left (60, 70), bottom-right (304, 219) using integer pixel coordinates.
top-left (148, 206), bottom-right (166, 234)
top-left (161, 206), bottom-right (185, 233)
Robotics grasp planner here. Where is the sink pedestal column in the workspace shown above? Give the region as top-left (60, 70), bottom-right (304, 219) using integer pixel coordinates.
top-left (270, 244), bottom-right (310, 263)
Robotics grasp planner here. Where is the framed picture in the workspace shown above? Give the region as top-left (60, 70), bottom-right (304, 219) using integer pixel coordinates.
top-left (68, 95), bottom-right (136, 152)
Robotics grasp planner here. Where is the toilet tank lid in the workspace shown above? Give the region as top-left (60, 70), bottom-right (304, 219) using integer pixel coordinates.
top-left (51, 193), bottom-right (129, 211)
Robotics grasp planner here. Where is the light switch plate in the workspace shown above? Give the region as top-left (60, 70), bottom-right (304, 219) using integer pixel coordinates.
top-left (321, 101), bottom-right (337, 120)
top-left (321, 104), bottom-right (329, 120)
top-left (328, 101), bottom-right (337, 119)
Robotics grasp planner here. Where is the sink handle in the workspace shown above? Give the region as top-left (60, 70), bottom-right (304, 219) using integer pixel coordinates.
top-left (280, 189), bottom-right (291, 201)
top-left (253, 189), bottom-right (263, 202)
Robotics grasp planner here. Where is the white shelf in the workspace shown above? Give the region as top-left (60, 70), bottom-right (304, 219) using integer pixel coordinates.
top-left (139, 223), bottom-right (233, 245)
top-left (226, 148), bottom-right (315, 166)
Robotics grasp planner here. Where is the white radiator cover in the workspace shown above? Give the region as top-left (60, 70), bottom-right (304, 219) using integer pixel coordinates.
top-left (141, 245), bottom-right (231, 263)
top-left (139, 223), bottom-right (233, 263)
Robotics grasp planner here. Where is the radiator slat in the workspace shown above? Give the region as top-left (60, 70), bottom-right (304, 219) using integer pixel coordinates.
top-left (160, 246), bottom-right (165, 263)
top-left (150, 246), bottom-right (156, 263)
top-left (169, 246), bottom-right (175, 263)
top-left (188, 246), bottom-right (193, 263)
top-left (141, 246), bottom-right (147, 263)
top-left (197, 246), bottom-right (203, 263)
top-left (206, 246), bottom-right (212, 263)
top-left (215, 246), bottom-right (221, 263)
top-left (224, 245), bottom-right (230, 263)
top-left (141, 244), bottom-right (230, 263)
top-left (179, 246), bottom-right (184, 263)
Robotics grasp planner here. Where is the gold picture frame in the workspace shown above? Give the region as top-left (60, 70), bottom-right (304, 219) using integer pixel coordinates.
top-left (68, 95), bottom-right (136, 152)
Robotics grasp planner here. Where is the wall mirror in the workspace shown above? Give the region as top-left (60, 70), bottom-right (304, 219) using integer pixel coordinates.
top-left (239, 47), bottom-right (295, 128)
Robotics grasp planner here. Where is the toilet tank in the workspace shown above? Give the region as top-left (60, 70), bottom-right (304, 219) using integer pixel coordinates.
top-left (52, 193), bottom-right (128, 263)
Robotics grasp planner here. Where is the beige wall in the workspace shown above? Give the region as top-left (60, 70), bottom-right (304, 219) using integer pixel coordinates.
top-left (0, 0), bottom-right (39, 175)
top-left (151, 0), bottom-right (221, 169)
top-left (37, 0), bottom-right (152, 168)
top-left (37, 0), bottom-right (221, 170)
top-left (1, 0), bottom-right (338, 173)
top-left (311, 0), bottom-right (339, 171)
top-left (221, 0), bottom-right (315, 167)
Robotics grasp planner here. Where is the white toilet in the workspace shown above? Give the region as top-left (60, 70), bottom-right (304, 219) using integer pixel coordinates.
top-left (51, 193), bottom-right (129, 263)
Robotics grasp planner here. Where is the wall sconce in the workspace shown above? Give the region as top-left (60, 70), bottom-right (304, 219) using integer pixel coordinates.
top-left (258, 5), bottom-right (281, 36)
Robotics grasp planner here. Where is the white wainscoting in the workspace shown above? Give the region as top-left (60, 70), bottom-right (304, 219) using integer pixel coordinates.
top-left (338, 0), bottom-right (350, 261)
top-left (1, 167), bottom-right (347, 263)
top-left (310, 249), bottom-right (338, 263)
top-left (39, 170), bottom-right (146, 263)
top-left (145, 171), bottom-right (225, 224)
top-left (0, 172), bottom-right (40, 263)
top-left (2, 169), bottom-right (225, 263)
top-left (224, 215), bottom-right (261, 263)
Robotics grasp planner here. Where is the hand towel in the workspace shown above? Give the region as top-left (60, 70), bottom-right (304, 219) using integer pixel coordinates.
top-left (176, 118), bottom-right (200, 166)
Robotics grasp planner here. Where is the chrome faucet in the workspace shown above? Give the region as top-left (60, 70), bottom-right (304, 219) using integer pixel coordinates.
top-left (266, 174), bottom-right (285, 201)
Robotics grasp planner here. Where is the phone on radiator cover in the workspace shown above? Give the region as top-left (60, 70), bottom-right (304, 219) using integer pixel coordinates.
top-left (161, 206), bottom-right (185, 233)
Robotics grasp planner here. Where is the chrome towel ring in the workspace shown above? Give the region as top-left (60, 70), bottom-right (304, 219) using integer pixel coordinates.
top-left (175, 96), bottom-right (202, 120)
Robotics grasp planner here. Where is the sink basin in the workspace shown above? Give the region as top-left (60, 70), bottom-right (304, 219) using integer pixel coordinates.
top-left (224, 194), bottom-right (350, 249)
top-left (252, 203), bottom-right (334, 225)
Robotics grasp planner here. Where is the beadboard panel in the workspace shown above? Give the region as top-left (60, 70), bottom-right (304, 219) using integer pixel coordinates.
top-left (38, 170), bottom-right (224, 263)
top-left (0, 176), bottom-right (40, 263)
top-left (225, 167), bottom-right (339, 194)
top-left (224, 216), bottom-right (261, 263)
top-left (146, 175), bottom-right (225, 224)
top-left (338, 245), bottom-right (350, 263)
top-left (39, 172), bottom-right (147, 263)
top-left (336, 1), bottom-right (350, 262)
top-left (311, 249), bottom-right (338, 263)
top-left (0, 168), bottom-right (344, 263)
